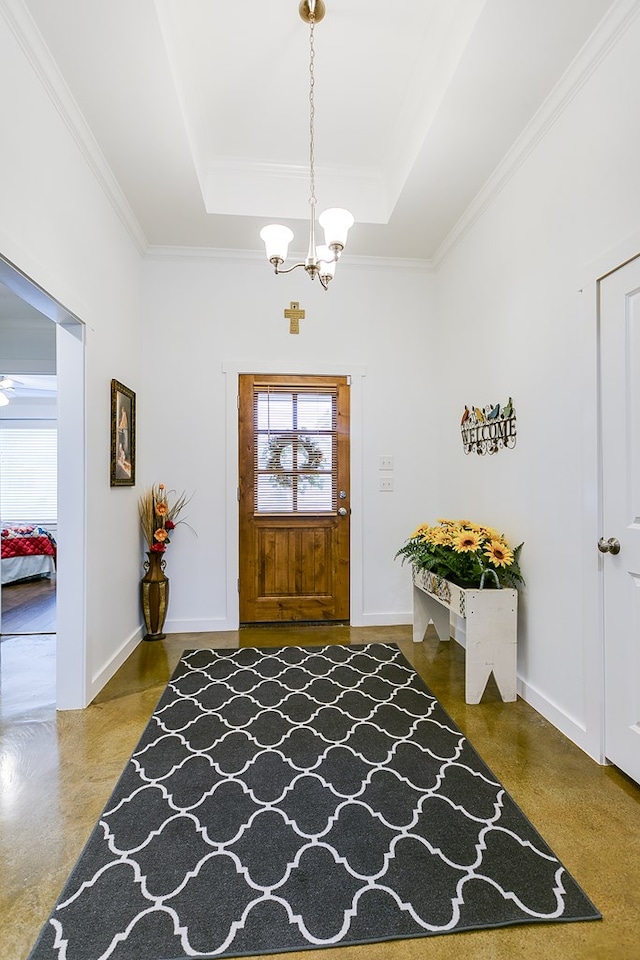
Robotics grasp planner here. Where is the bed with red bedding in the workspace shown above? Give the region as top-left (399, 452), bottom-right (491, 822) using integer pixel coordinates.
top-left (1, 525), bottom-right (57, 584)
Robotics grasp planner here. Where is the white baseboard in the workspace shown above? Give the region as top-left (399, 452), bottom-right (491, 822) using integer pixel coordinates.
top-left (354, 612), bottom-right (413, 627)
top-left (516, 677), bottom-right (599, 762)
top-left (89, 626), bottom-right (143, 703)
top-left (165, 616), bottom-right (237, 633)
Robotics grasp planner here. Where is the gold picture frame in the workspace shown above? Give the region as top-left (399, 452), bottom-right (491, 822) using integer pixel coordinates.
top-left (110, 379), bottom-right (136, 486)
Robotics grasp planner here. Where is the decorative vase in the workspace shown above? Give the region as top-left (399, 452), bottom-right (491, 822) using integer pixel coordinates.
top-left (141, 550), bottom-right (169, 641)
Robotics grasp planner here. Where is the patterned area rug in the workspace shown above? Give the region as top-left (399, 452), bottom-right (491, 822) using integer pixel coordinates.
top-left (28, 643), bottom-right (600, 959)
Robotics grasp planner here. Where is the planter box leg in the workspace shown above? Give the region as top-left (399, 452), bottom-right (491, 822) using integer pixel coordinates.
top-left (465, 596), bottom-right (518, 703)
top-left (492, 642), bottom-right (517, 702)
top-left (465, 660), bottom-right (493, 705)
top-left (413, 585), bottom-right (450, 643)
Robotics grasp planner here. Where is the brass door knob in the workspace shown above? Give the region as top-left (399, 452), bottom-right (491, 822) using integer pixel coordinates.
top-left (598, 537), bottom-right (621, 555)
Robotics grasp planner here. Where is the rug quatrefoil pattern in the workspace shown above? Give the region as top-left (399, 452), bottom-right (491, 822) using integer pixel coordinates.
top-left (29, 643), bottom-right (599, 960)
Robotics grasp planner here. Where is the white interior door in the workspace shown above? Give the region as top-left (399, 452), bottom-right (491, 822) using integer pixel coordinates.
top-left (600, 255), bottom-right (640, 784)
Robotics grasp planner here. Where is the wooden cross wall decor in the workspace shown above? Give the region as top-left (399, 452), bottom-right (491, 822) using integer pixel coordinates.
top-left (284, 301), bottom-right (305, 335)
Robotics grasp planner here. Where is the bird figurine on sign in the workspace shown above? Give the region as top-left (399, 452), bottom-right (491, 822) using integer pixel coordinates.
top-left (502, 397), bottom-right (514, 419)
top-left (461, 405), bottom-right (470, 425)
top-left (487, 402), bottom-right (500, 420)
top-left (474, 406), bottom-right (486, 423)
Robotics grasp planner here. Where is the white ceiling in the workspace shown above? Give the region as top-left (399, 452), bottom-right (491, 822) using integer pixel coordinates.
top-left (10, 0), bottom-right (621, 261)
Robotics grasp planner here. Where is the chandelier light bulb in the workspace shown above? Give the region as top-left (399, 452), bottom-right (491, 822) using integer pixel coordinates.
top-left (260, 224), bottom-right (294, 265)
top-left (318, 208), bottom-right (354, 251)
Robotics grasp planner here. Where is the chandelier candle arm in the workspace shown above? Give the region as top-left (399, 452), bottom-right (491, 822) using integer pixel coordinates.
top-left (259, 1), bottom-right (353, 290)
top-left (316, 245), bottom-right (337, 284)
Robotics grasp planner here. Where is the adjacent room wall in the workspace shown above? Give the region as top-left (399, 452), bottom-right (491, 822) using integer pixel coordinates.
top-left (434, 5), bottom-right (640, 759)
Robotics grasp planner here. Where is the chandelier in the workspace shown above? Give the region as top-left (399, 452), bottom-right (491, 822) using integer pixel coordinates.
top-left (260, 0), bottom-right (354, 291)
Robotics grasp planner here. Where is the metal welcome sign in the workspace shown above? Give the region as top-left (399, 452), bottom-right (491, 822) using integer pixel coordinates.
top-left (460, 398), bottom-right (517, 455)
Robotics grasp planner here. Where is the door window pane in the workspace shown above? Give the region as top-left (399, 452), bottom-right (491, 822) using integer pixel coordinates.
top-left (254, 389), bottom-right (337, 514)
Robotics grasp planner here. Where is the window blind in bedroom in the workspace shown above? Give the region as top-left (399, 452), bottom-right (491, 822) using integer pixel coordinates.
top-left (0, 424), bottom-right (57, 524)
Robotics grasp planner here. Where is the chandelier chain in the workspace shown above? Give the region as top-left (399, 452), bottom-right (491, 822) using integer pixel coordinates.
top-left (259, 1), bottom-right (353, 289)
top-left (309, 18), bottom-right (316, 207)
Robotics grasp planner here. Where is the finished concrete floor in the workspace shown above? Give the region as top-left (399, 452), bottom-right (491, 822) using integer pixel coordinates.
top-left (1, 623), bottom-right (639, 960)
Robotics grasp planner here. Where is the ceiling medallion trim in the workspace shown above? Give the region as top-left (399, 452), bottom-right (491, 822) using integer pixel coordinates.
top-left (144, 245), bottom-right (434, 272)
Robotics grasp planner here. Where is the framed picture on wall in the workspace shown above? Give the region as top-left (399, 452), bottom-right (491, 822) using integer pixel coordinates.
top-left (110, 379), bottom-right (136, 486)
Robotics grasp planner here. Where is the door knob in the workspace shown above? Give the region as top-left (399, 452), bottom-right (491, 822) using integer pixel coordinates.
top-left (338, 507), bottom-right (348, 516)
top-left (598, 537), bottom-right (621, 555)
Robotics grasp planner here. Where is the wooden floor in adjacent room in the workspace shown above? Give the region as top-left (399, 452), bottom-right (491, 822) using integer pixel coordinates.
top-left (1, 575), bottom-right (56, 636)
top-left (1, 623), bottom-right (639, 960)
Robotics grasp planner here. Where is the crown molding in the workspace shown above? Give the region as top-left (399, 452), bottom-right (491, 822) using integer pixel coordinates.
top-left (433, 0), bottom-right (640, 269)
top-left (0, 0), bottom-right (148, 255)
top-left (144, 245), bottom-right (434, 273)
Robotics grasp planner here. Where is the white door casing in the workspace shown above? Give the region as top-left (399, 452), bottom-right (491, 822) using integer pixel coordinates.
top-left (600, 255), bottom-right (640, 784)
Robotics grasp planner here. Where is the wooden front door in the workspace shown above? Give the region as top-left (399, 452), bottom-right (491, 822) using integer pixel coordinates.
top-left (239, 374), bottom-right (350, 623)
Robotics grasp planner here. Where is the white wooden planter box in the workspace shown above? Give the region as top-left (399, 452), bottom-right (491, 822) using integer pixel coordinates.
top-left (412, 568), bottom-right (518, 704)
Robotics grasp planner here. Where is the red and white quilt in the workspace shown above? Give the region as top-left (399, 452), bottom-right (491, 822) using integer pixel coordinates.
top-left (1, 525), bottom-right (57, 583)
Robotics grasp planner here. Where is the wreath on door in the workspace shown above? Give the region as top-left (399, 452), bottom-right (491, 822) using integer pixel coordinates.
top-left (265, 434), bottom-right (324, 488)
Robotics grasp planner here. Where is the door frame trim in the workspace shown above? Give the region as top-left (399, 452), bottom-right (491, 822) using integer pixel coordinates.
top-left (223, 361), bottom-right (367, 630)
top-left (0, 253), bottom-right (87, 709)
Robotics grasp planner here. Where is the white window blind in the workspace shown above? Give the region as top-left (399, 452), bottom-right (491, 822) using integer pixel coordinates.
top-left (253, 388), bottom-right (337, 514)
top-left (0, 423), bottom-right (58, 524)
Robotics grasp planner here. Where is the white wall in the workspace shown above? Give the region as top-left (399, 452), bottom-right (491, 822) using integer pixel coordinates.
top-left (0, 7), bottom-right (144, 704)
top-left (141, 254), bottom-right (435, 631)
top-left (434, 7), bottom-right (640, 758)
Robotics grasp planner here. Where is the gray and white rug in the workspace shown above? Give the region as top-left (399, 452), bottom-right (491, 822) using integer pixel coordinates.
top-left (28, 643), bottom-right (600, 959)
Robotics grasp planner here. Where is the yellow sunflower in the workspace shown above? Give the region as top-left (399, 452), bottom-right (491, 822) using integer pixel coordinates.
top-left (452, 529), bottom-right (482, 553)
top-left (410, 523), bottom-right (431, 539)
top-left (428, 526), bottom-right (455, 545)
top-left (484, 539), bottom-right (514, 567)
top-left (480, 525), bottom-right (501, 540)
